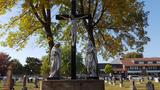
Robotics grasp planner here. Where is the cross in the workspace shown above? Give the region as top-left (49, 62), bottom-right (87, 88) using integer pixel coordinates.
top-left (56, 0), bottom-right (91, 79)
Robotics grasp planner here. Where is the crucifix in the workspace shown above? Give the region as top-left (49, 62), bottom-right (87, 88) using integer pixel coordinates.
top-left (56, 0), bottom-right (90, 79)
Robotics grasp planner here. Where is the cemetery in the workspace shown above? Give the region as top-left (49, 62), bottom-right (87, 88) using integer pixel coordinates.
top-left (0, 0), bottom-right (159, 90)
top-left (0, 77), bottom-right (160, 90)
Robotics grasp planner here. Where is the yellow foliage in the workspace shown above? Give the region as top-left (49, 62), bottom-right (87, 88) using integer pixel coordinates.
top-left (0, 0), bottom-right (18, 15)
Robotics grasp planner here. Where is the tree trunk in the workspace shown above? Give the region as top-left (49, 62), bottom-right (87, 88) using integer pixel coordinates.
top-left (44, 25), bottom-right (54, 53)
top-left (87, 24), bottom-right (99, 77)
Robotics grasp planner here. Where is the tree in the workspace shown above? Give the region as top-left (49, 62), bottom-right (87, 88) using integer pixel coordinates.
top-left (0, 52), bottom-right (11, 76)
top-left (11, 59), bottom-right (24, 75)
top-left (60, 45), bottom-right (71, 76)
top-left (0, 1), bottom-right (150, 59)
top-left (0, 0), bottom-right (66, 51)
top-left (24, 57), bottom-right (41, 75)
top-left (122, 52), bottom-right (143, 59)
top-left (76, 53), bottom-right (86, 74)
top-left (40, 45), bottom-right (85, 76)
top-left (60, 45), bottom-right (85, 76)
top-left (104, 64), bottom-right (113, 74)
top-left (40, 55), bottom-right (50, 77)
top-left (57, 0), bottom-right (150, 58)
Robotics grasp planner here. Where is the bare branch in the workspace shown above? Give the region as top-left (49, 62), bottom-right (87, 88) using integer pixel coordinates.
top-left (47, 8), bottom-right (51, 25)
top-left (41, 4), bottom-right (47, 22)
top-left (79, 0), bottom-right (88, 28)
top-left (14, 26), bottom-right (43, 49)
top-left (93, 7), bottom-right (105, 27)
top-left (92, 0), bottom-right (98, 19)
top-left (29, 2), bottom-right (45, 25)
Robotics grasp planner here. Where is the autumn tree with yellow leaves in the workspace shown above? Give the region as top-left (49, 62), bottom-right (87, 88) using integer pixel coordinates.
top-left (57, 0), bottom-right (150, 58)
top-left (0, 0), bottom-right (150, 59)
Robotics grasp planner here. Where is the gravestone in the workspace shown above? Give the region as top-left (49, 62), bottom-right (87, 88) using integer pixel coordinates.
top-left (34, 77), bottom-right (38, 88)
top-left (108, 76), bottom-right (112, 84)
top-left (21, 75), bottom-right (27, 90)
top-left (140, 77), bottom-right (144, 84)
top-left (112, 76), bottom-right (116, 85)
top-left (154, 77), bottom-right (159, 83)
top-left (2, 77), bottom-right (6, 89)
top-left (2, 63), bottom-right (14, 90)
top-left (146, 81), bottom-right (154, 90)
top-left (119, 76), bottom-right (123, 87)
top-left (130, 80), bottom-right (137, 90)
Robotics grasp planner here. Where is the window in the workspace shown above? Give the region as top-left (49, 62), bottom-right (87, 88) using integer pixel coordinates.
top-left (134, 61), bottom-right (139, 64)
top-left (144, 61), bottom-right (147, 64)
top-left (139, 61), bottom-right (144, 64)
top-left (148, 62), bottom-right (153, 64)
top-left (153, 61), bottom-right (157, 64)
top-left (148, 66), bottom-right (157, 70)
top-left (129, 66), bottom-right (139, 70)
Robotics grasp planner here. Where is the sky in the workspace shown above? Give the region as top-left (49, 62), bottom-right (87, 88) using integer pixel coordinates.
top-left (0, 0), bottom-right (160, 65)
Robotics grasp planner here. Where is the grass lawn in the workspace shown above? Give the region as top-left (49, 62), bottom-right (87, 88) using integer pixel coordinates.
top-left (105, 79), bottom-right (160, 90)
top-left (0, 81), bottom-right (40, 90)
top-left (0, 79), bottom-right (160, 90)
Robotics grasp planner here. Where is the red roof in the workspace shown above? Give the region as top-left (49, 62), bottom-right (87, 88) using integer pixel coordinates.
top-left (121, 60), bottom-right (134, 66)
top-left (121, 58), bottom-right (160, 66)
top-left (113, 68), bottom-right (124, 71)
top-left (123, 58), bottom-right (160, 61)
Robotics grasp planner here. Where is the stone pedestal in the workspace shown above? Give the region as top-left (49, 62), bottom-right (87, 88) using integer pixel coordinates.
top-left (3, 63), bottom-right (13, 90)
top-left (41, 80), bottom-right (104, 90)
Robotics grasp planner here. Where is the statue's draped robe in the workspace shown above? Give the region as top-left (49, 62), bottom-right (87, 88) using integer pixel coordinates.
top-left (49, 47), bottom-right (61, 77)
top-left (85, 43), bottom-right (98, 77)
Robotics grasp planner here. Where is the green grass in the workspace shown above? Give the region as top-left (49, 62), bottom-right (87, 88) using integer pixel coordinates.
top-left (0, 80), bottom-right (40, 90)
top-left (105, 79), bottom-right (160, 90)
top-left (0, 79), bottom-right (160, 90)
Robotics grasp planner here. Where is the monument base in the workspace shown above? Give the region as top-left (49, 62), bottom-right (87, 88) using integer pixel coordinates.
top-left (86, 76), bottom-right (99, 79)
top-left (41, 79), bottom-right (104, 90)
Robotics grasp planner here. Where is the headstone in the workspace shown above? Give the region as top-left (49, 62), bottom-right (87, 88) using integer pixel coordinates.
top-left (130, 80), bottom-right (137, 90)
top-left (112, 76), bottom-right (116, 85)
top-left (104, 77), bottom-right (108, 83)
top-left (154, 77), bottom-right (159, 83)
top-left (2, 63), bottom-right (14, 90)
top-left (140, 77), bottom-right (144, 83)
top-left (2, 77), bottom-right (6, 89)
top-left (10, 79), bottom-right (14, 90)
top-left (108, 77), bottom-right (112, 84)
top-left (119, 76), bottom-right (123, 87)
top-left (21, 75), bottom-right (27, 90)
top-left (34, 77), bottom-right (38, 88)
top-left (146, 81), bottom-right (154, 90)
top-left (128, 75), bottom-right (132, 80)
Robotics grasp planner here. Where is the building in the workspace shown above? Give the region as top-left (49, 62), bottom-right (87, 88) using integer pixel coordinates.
top-left (98, 63), bottom-right (108, 76)
top-left (98, 57), bottom-right (160, 76)
top-left (98, 58), bottom-right (124, 76)
top-left (109, 58), bottom-right (124, 74)
top-left (122, 58), bottom-right (160, 76)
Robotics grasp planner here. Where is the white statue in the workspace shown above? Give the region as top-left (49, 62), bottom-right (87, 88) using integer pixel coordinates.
top-left (85, 41), bottom-right (98, 77)
top-left (49, 42), bottom-right (61, 78)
